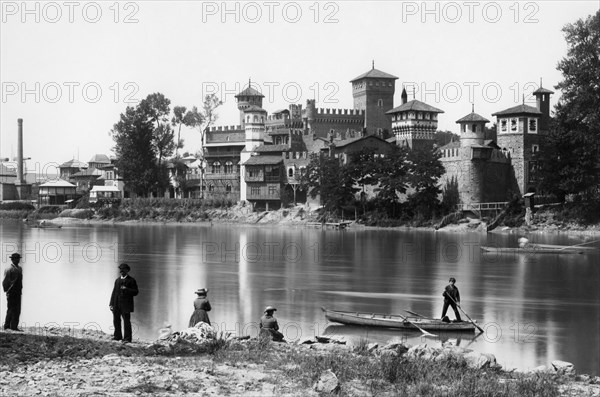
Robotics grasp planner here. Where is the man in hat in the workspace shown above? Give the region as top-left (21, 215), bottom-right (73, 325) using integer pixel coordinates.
top-left (441, 277), bottom-right (462, 322)
top-left (3, 253), bottom-right (23, 331)
top-left (259, 306), bottom-right (284, 342)
top-left (109, 263), bottom-right (139, 343)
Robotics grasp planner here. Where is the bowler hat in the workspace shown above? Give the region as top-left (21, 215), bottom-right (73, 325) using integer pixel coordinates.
top-left (195, 288), bottom-right (209, 295)
top-left (264, 306), bottom-right (277, 313)
top-left (449, 277), bottom-right (456, 282)
top-left (118, 263), bottom-right (131, 271)
top-left (10, 253), bottom-right (21, 259)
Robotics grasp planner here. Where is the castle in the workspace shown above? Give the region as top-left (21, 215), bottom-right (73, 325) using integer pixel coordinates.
top-left (202, 65), bottom-right (553, 210)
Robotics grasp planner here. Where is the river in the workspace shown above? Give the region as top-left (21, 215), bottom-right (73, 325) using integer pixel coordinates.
top-left (0, 220), bottom-right (598, 375)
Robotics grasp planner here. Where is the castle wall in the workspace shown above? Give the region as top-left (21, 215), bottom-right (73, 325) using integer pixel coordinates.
top-left (310, 108), bottom-right (365, 139)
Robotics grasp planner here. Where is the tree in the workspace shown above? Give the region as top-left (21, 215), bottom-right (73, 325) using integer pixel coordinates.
top-left (372, 146), bottom-right (410, 217)
top-left (171, 106), bottom-right (187, 156)
top-left (538, 11), bottom-right (600, 200)
top-left (405, 145), bottom-right (445, 218)
top-left (111, 106), bottom-right (156, 196)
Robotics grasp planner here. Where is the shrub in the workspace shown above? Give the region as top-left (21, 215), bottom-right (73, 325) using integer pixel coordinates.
top-left (0, 202), bottom-right (35, 211)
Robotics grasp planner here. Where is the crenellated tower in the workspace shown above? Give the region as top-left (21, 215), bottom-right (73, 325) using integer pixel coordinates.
top-left (386, 99), bottom-right (444, 150)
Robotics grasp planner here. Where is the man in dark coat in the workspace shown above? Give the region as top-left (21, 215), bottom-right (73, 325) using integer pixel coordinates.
top-left (109, 263), bottom-right (139, 343)
top-left (3, 253), bottom-right (23, 331)
top-left (441, 277), bottom-right (462, 322)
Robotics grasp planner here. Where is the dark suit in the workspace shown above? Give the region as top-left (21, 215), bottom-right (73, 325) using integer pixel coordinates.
top-left (441, 283), bottom-right (462, 321)
top-left (109, 275), bottom-right (139, 341)
top-left (3, 264), bottom-right (23, 330)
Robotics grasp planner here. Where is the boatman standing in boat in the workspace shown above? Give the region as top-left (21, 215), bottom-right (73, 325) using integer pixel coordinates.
top-left (441, 277), bottom-right (462, 322)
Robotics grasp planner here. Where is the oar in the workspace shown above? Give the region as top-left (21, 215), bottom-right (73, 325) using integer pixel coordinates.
top-left (404, 309), bottom-right (436, 321)
top-left (446, 295), bottom-right (484, 333)
top-left (398, 314), bottom-right (437, 337)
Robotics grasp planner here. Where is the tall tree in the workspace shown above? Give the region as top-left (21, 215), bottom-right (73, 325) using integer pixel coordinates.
top-left (538, 11), bottom-right (600, 200)
top-left (171, 106), bottom-right (187, 156)
top-left (111, 106), bottom-right (156, 196)
top-left (405, 145), bottom-right (445, 218)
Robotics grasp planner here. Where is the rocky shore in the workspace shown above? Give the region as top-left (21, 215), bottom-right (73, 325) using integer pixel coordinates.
top-left (1, 325), bottom-right (599, 396)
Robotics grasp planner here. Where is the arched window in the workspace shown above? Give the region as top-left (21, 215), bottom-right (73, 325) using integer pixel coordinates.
top-left (225, 184), bottom-right (232, 193)
top-left (377, 99), bottom-right (383, 107)
top-left (472, 124), bottom-right (477, 132)
top-left (211, 161), bottom-right (221, 174)
top-left (224, 161), bottom-right (233, 174)
top-left (288, 168), bottom-right (294, 177)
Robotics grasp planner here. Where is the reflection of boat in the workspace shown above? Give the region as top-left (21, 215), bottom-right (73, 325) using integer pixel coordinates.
top-left (322, 307), bottom-right (476, 332)
top-left (480, 246), bottom-right (584, 254)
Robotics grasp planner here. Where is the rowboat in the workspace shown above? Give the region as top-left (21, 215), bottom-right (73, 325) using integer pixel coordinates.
top-left (321, 307), bottom-right (477, 332)
top-left (480, 246), bottom-right (584, 254)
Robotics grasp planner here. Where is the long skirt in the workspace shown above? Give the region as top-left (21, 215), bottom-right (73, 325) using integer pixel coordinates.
top-left (189, 309), bottom-right (211, 327)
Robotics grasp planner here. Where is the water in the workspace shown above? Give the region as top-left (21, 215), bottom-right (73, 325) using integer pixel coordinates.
top-left (0, 221), bottom-right (598, 375)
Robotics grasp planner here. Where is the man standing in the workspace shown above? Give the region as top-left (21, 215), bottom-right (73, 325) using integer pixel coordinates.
top-left (441, 277), bottom-right (462, 322)
top-left (109, 263), bottom-right (139, 343)
top-left (3, 253), bottom-right (23, 331)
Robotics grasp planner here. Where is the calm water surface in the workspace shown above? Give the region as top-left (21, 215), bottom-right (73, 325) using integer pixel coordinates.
top-left (0, 221), bottom-right (598, 375)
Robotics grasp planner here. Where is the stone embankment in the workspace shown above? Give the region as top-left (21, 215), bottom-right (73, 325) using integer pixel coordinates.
top-left (1, 325), bottom-right (599, 396)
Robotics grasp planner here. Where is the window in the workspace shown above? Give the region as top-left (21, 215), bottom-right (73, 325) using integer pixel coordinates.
top-left (472, 124), bottom-right (477, 133)
top-left (461, 124), bottom-right (466, 133)
top-left (224, 161), bottom-right (233, 174)
top-left (268, 185), bottom-right (278, 196)
top-left (510, 118), bottom-right (517, 132)
top-left (532, 144), bottom-right (539, 153)
top-left (377, 99), bottom-right (383, 107)
top-left (529, 118), bottom-right (537, 133)
top-left (500, 119), bottom-right (508, 132)
top-left (288, 168), bottom-right (294, 177)
top-left (208, 184), bottom-right (214, 192)
top-left (211, 161), bottom-right (221, 174)
top-left (225, 184), bottom-right (232, 193)
top-left (250, 186), bottom-right (260, 196)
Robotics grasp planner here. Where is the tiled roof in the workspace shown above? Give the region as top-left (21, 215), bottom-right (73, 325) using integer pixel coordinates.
top-left (243, 105), bottom-right (267, 113)
top-left (243, 155), bottom-right (283, 165)
top-left (350, 68), bottom-right (398, 82)
top-left (333, 135), bottom-right (390, 148)
top-left (456, 112), bottom-right (490, 123)
top-left (59, 159), bottom-right (87, 168)
top-left (71, 167), bottom-right (103, 178)
top-left (235, 86), bottom-right (264, 98)
top-left (532, 86), bottom-right (554, 94)
top-left (88, 154), bottom-right (110, 164)
top-left (386, 99), bottom-right (444, 114)
top-left (440, 141), bottom-right (460, 149)
top-left (39, 179), bottom-right (76, 188)
top-left (254, 144), bottom-right (289, 153)
top-left (492, 104), bottom-right (541, 116)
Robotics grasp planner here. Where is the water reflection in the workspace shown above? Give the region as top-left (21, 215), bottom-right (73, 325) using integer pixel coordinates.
top-left (0, 221), bottom-right (598, 375)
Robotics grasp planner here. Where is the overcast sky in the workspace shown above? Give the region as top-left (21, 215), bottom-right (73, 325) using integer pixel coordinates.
top-left (1, 1), bottom-right (598, 175)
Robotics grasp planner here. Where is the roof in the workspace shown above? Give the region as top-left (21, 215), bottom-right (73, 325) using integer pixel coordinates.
top-left (39, 179), bottom-right (76, 188)
top-left (272, 109), bottom-right (289, 114)
top-left (386, 99), bottom-right (444, 114)
top-left (90, 185), bottom-right (120, 192)
top-left (243, 155), bottom-right (283, 166)
top-left (456, 112), bottom-right (490, 123)
top-left (532, 86), bottom-right (554, 94)
top-left (254, 144), bottom-right (289, 153)
top-left (88, 154), bottom-right (110, 164)
top-left (235, 85), bottom-right (265, 98)
top-left (386, 136), bottom-right (396, 143)
top-left (492, 104), bottom-right (541, 116)
top-left (59, 159), bottom-right (87, 168)
top-left (243, 105), bottom-right (267, 113)
top-left (332, 134), bottom-right (391, 149)
top-left (71, 167), bottom-right (103, 178)
top-left (350, 67), bottom-right (398, 82)
top-left (440, 141), bottom-right (460, 150)
top-left (484, 140), bottom-right (500, 149)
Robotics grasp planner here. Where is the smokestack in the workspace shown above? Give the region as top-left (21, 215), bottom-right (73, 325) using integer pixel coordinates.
top-left (17, 118), bottom-right (24, 184)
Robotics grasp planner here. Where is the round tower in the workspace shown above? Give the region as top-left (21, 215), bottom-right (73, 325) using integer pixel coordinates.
top-left (456, 105), bottom-right (489, 147)
top-left (235, 79), bottom-right (265, 126)
top-left (243, 105), bottom-right (267, 152)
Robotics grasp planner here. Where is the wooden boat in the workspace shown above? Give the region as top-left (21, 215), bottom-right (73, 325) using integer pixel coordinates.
top-left (480, 246), bottom-right (584, 254)
top-left (27, 221), bottom-right (62, 229)
top-left (321, 307), bottom-right (477, 332)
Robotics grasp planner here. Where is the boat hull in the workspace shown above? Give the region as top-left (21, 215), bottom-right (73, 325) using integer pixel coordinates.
top-left (480, 246), bottom-right (583, 254)
top-left (322, 308), bottom-right (476, 332)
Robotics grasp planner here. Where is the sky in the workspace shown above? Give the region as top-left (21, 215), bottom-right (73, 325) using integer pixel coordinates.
top-left (1, 0), bottom-right (599, 177)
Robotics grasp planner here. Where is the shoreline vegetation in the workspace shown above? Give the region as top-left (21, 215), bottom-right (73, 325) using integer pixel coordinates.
top-left (1, 198), bottom-right (599, 235)
top-left (1, 326), bottom-right (599, 396)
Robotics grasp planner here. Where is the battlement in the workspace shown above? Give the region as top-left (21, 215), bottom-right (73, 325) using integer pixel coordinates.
top-left (316, 108), bottom-right (364, 116)
top-left (209, 125), bottom-right (243, 132)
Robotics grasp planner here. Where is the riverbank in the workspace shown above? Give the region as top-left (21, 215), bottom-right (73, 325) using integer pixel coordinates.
top-left (1, 326), bottom-right (599, 396)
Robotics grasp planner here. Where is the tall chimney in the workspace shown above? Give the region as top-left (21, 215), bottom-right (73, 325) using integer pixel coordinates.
top-left (17, 118), bottom-right (24, 184)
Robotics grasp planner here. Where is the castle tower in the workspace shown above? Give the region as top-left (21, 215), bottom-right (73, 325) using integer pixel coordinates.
top-left (386, 99), bottom-right (444, 150)
top-left (492, 100), bottom-right (542, 195)
top-left (235, 79), bottom-right (265, 126)
top-left (532, 79), bottom-right (554, 133)
top-left (456, 105), bottom-right (489, 147)
top-left (240, 105), bottom-right (267, 201)
top-left (350, 62), bottom-right (398, 134)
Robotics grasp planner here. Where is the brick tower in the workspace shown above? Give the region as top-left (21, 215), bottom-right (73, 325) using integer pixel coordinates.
top-left (350, 62), bottom-right (398, 135)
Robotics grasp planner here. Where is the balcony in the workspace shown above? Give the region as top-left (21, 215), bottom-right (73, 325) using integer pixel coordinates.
top-left (247, 193), bottom-right (281, 200)
top-left (204, 173), bottom-right (239, 181)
